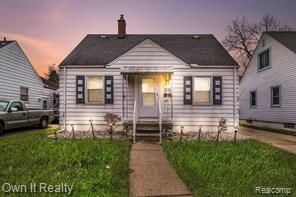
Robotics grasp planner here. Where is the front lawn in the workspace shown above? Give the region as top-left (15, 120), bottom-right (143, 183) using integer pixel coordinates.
top-left (163, 140), bottom-right (296, 197)
top-left (0, 128), bottom-right (131, 196)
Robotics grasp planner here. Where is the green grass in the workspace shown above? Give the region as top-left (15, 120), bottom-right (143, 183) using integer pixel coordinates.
top-left (0, 128), bottom-right (131, 196)
top-left (163, 140), bottom-right (296, 197)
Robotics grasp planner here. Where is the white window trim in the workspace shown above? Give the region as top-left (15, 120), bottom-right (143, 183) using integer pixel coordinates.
top-left (257, 48), bottom-right (271, 72)
top-left (193, 76), bottom-right (212, 106)
top-left (250, 90), bottom-right (257, 108)
top-left (271, 85), bottom-right (281, 108)
top-left (20, 86), bottom-right (29, 103)
top-left (85, 75), bottom-right (105, 104)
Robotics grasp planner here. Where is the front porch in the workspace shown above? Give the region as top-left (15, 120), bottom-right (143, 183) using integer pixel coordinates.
top-left (121, 69), bottom-right (173, 143)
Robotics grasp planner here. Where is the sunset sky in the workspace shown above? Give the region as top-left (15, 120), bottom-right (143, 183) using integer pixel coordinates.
top-left (1, 0), bottom-right (295, 76)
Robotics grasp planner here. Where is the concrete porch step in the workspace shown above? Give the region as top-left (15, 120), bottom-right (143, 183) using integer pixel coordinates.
top-left (124, 121), bottom-right (173, 129)
top-left (135, 136), bottom-right (161, 142)
top-left (136, 133), bottom-right (160, 137)
top-left (136, 129), bottom-right (160, 134)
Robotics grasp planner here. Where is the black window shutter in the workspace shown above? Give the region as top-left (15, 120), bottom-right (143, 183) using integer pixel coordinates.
top-left (76, 76), bottom-right (85, 104)
top-left (213, 76), bottom-right (222, 105)
top-left (184, 76), bottom-right (192, 105)
top-left (105, 76), bottom-right (114, 104)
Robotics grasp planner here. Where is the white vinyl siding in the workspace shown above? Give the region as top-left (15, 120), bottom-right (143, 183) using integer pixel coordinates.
top-left (60, 39), bottom-right (239, 132)
top-left (0, 42), bottom-right (56, 109)
top-left (240, 34), bottom-right (296, 124)
top-left (171, 68), bottom-right (239, 132)
top-left (60, 67), bottom-right (239, 132)
top-left (108, 39), bottom-right (187, 69)
top-left (59, 68), bottom-right (123, 130)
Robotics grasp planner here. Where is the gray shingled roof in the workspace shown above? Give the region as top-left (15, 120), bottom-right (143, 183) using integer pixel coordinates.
top-left (267, 31), bottom-right (296, 54)
top-left (40, 77), bottom-right (59, 90)
top-left (60, 34), bottom-right (237, 66)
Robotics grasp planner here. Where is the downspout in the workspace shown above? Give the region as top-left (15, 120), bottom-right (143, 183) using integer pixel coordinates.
top-left (233, 67), bottom-right (237, 130)
top-left (52, 66), bottom-right (66, 138)
top-left (127, 74), bottom-right (129, 122)
top-left (122, 73), bottom-right (125, 122)
top-left (63, 66), bottom-right (67, 130)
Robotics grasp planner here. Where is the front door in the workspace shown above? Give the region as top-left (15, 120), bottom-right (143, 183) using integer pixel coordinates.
top-left (138, 76), bottom-right (159, 117)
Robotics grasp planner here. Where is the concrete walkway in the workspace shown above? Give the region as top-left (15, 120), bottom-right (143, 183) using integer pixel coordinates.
top-left (129, 143), bottom-right (192, 197)
top-left (239, 126), bottom-right (296, 154)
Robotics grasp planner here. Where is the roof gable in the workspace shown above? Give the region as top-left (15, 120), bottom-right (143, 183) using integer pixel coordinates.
top-left (60, 34), bottom-right (238, 66)
top-left (108, 38), bottom-right (188, 67)
top-left (0, 41), bottom-right (45, 88)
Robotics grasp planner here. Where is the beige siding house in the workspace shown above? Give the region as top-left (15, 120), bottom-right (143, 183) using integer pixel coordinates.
top-left (59, 15), bottom-right (239, 141)
top-left (240, 32), bottom-right (296, 132)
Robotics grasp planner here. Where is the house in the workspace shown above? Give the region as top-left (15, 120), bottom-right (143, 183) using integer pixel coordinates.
top-left (59, 15), bottom-right (239, 140)
top-left (0, 38), bottom-right (58, 109)
top-left (240, 31), bottom-right (296, 132)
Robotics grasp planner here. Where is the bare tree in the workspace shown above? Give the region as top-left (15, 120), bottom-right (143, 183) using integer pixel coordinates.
top-left (223, 14), bottom-right (292, 70)
top-left (259, 14), bottom-right (291, 32)
top-left (45, 64), bottom-right (59, 84)
top-left (223, 17), bottom-right (258, 64)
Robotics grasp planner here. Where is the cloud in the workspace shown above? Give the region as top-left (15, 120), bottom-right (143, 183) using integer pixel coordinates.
top-left (0, 32), bottom-right (66, 76)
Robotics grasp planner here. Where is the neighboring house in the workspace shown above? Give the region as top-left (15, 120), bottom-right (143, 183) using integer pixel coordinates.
top-left (40, 77), bottom-right (59, 110)
top-left (240, 31), bottom-right (296, 132)
top-left (59, 15), bottom-right (239, 137)
top-left (0, 38), bottom-right (58, 109)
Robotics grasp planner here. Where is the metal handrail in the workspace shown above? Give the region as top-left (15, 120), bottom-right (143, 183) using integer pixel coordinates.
top-left (159, 99), bottom-right (162, 144)
top-left (133, 100), bottom-right (136, 143)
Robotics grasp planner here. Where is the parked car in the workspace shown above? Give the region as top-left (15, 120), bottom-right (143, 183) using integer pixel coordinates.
top-left (0, 100), bottom-right (54, 135)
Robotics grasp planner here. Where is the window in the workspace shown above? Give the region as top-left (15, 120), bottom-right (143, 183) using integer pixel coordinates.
top-left (86, 76), bottom-right (103, 103)
top-left (20, 87), bottom-right (29, 101)
top-left (284, 123), bottom-right (295, 129)
top-left (258, 49), bottom-right (270, 70)
top-left (271, 86), bottom-right (280, 107)
top-left (250, 91), bottom-right (257, 108)
top-left (194, 77), bottom-right (211, 104)
top-left (0, 101), bottom-right (9, 112)
top-left (43, 100), bottom-right (48, 109)
top-left (53, 93), bottom-right (59, 106)
top-left (10, 101), bottom-right (24, 111)
top-left (142, 78), bottom-right (156, 106)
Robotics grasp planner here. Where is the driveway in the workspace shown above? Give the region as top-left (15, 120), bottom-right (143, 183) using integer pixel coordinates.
top-left (239, 126), bottom-right (296, 154)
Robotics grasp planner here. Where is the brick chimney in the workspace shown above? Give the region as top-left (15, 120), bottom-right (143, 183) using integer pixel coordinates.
top-left (118, 14), bottom-right (126, 38)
